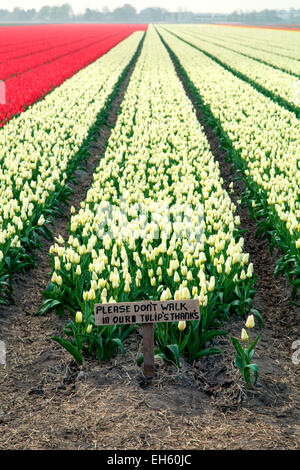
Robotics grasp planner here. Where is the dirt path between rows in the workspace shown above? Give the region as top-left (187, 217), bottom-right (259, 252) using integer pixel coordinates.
top-left (0, 36), bottom-right (299, 450)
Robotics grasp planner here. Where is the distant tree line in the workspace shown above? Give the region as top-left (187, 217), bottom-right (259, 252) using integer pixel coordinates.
top-left (0, 3), bottom-right (299, 24)
top-left (227, 8), bottom-right (300, 24)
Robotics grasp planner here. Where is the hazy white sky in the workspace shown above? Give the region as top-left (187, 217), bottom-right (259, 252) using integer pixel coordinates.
top-left (6, 0), bottom-right (300, 14)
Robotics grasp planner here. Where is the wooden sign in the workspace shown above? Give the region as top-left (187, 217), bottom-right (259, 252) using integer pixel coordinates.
top-left (94, 299), bottom-right (199, 379)
top-left (94, 299), bottom-right (200, 326)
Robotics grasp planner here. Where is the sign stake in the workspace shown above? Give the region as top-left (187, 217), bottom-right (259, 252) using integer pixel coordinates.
top-left (142, 323), bottom-right (155, 378)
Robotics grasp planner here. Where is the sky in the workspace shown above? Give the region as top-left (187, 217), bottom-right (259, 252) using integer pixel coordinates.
top-left (5, 0), bottom-right (300, 14)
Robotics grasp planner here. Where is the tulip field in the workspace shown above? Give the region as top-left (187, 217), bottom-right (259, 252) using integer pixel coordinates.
top-left (0, 21), bottom-right (299, 451)
top-left (0, 23), bottom-right (299, 370)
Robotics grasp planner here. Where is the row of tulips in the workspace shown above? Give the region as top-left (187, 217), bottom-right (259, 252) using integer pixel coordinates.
top-left (170, 25), bottom-right (300, 76)
top-left (0, 31), bottom-right (144, 303)
top-left (158, 27), bottom-right (300, 295)
top-left (163, 26), bottom-right (299, 114)
top-left (41, 26), bottom-right (258, 366)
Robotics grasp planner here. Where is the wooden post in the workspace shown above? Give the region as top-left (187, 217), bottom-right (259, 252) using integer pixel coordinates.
top-left (142, 323), bottom-right (155, 378)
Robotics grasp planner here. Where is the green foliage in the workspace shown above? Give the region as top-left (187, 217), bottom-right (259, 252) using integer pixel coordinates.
top-left (230, 331), bottom-right (261, 388)
top-left (53, 312), bottom-right (136, 365)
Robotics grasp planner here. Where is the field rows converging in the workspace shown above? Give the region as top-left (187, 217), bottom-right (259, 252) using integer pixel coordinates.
top-left (163, 26), bottom-right (300, 115)
top-left (0, 24), bottom-right (126, 59)
top-left (199, 30), bottom-right (300, 62)
top-left (40, 25), bottom-right (257, 365)
top-left (157, 27), bottom-right (300, 295)
top-left (0, 24), bottom-right (147, 126)
top-left (0, 31), bottom-right (144, 303)
top-left (190, 24), bottom-right (300, 61)
top-left (1, 31), bottom-right (127, 79)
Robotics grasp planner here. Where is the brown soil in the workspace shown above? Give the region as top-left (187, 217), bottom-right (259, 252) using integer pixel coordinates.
top-left (0, 39), bottom-right (299, 451)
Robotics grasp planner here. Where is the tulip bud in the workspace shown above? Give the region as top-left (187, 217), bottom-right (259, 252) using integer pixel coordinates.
top-left (75, 265), bottom-right (81, 276)
top-left (86, 324), bottom-right (92, 334)
top-left (178, 321), bottom-right (186, 331)
top-left (247, 263), bottom-right (253, 278)
top-left (37, 215), bottom-right (45, 226)
top-left (71, 222), bottom-right (78, 232)
top-left (54, 257), bottom-right (60, 271)
top-left (89, 263), bottom-right (94, 273)
top-left (242, 253), bottom-right (249, 265)
top-left (181, 287), bottom-right (190, 300)
top-left (89, 288), bottom-right (96, 301)
top-left (160, 288), bottom-right (171, 301)
top-left (124, 281), bottom-right (130, 293)
top-left (181, 265), bottom-right (188, 276)
top-left (54, 235), bottom-right (64, 245)
top-left (199, 252), bottom-right (206, 263)
top-left (232, 253), bottom-right (239, 265)
top-left (245, 314), bottom-right (255, 329)
top-left (75, 311), bottom-right (83, 323)
top-left (186, 255), bottom-right (193, 267)
top-left (167, 267), bottom-right (173, 277)
top-left (207, 276), bottom-right (215, 292)
top-left (91, 280), bottom-right (97, 290)
top-left (241, 328), bottom-right (248, 342)
top-left (57, 247), bottom-right (64, 257)
top-left (192, 286), bottom-right (198, 297)
top-left (225, 263), bottom-right (231, 275)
